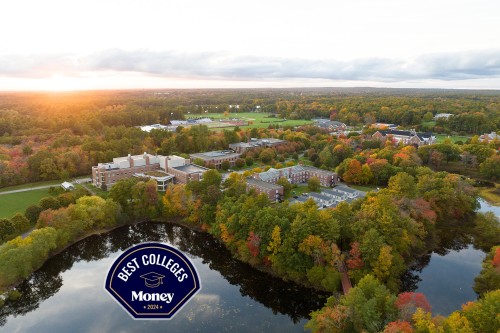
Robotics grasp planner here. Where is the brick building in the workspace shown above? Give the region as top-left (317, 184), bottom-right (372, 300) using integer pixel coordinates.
top-left (92, 153), bottom-right (208, 189)
top-left (189, 150), bottom-right (241, 169)
top-left (253, 165), bottom-right (337, 187)
top-left (246, 178), bottom-right (284, 202)
top-left (372, 129), bottom-right (436, 146)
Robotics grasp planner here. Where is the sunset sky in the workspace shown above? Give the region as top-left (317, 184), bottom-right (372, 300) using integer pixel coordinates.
top-left (1, 0), bottom-right (499, 91)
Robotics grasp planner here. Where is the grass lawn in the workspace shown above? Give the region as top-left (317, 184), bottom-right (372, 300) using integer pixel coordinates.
top-left (0, 188), bottom-right (51, 218)
top-left (478, 184), bottom-right (500, 206)
top-left (187, 112), bottom-right (312, 130)
top-left (290, 185), bottom-right (312, 197)
top-left (435, 134), bottom-right (470, 144)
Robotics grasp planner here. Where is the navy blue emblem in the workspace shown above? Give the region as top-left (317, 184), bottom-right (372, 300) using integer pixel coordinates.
top-left (105, 242), bottom-right (201, 319)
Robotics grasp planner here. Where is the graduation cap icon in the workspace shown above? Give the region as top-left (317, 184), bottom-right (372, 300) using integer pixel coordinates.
top-left (140, 272), bottom-right (165, 288)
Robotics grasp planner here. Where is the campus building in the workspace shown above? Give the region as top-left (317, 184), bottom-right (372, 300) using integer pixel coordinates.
top-left (92, 153), bottom-right (208, 190)
top-left (291, 184), bottom-right (366, 209)
top-left (372, 129), bottom-right (436, 146)
top-left (229, 138), bottom-right (287, 154)
top-left (253, 165), bottom-right (337, 187)
top-left (189, 150), bottom-right (241, 169)
top-left (245, 165), bottom-right (337, 201)
top-left (246, 178), bottom-right (284, 202)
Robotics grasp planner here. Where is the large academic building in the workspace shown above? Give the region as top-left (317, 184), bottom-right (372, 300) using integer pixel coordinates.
top-left (92, 153), bottom-right (208, 190)
top-left (189, 150), bottom-right (241, 169)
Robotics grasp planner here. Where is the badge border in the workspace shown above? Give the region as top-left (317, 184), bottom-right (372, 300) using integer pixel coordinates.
top-left (104, 241), bottom-right (201, 320)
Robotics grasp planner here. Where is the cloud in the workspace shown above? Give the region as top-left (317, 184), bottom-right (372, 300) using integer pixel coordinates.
top-left (1, 49), bottom-right (500, 83)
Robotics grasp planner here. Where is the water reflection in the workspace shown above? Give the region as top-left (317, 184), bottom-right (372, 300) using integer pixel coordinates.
top-left (401, 204), bottom-right (495, 315)
top-left (0, 222), bottom-right (327, 332)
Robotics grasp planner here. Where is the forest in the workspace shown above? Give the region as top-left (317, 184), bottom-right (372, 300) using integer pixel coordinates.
top-left (1, 88), bottom-right (500, 187)
top-left (0, 88), bottom-right (499, 332)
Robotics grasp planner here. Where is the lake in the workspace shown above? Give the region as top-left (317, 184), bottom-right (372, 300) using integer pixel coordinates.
top-left (403, 198), bottom-right (498, 316)
top-left (0, 223), bottom-right (327, 333)
top-left (2, 199), bottom-right (498, 330)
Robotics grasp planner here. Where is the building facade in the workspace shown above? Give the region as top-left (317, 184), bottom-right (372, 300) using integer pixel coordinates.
top-left (372, 129), bottom-right (436, 146)
top-left (253, 165), bottom-right (337, 187)
top-left (246, 178), bottom-right (284, 201)
top-left (92, 153), bottom-right (208, 189)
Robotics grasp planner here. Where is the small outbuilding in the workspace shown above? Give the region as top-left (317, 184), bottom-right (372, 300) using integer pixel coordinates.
top-left (61, 181), bottom-right (75, 191)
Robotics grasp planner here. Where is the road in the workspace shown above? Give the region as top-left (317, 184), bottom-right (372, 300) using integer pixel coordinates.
top-left (0, 177), bottom-right (93, 196)
top-left (0, 185), bottom-right (55, 195)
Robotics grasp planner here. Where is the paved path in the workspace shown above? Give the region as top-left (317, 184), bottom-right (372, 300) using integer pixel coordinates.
top-left (0, 178), bottom-right (92, 196)
top-left (338, 261), bottom-right (353, 294)
top-left (0, 185), bottom-right (54, 195)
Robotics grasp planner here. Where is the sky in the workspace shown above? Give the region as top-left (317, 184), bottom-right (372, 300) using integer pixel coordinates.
top-left (0, 0), bottom-right (499, 91)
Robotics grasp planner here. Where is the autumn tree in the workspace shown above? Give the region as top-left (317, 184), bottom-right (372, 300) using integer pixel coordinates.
top-left (480, 155), bottom-right (500, 181)
top-left (276, 177), bottom-right (292, 197)
top-left (308, 176), bottom-right (321, 192)
top-left (473, 246), bottom-right (500, 296)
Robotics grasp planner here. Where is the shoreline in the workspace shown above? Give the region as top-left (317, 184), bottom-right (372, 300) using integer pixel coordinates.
top-left (1, 216), bottom-right (321, 295)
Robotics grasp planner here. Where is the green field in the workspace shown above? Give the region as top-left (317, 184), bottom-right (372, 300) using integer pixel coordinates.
top-left (186, 112), bottom-right (312, 129)
top-left (435, 134), bottom-right (470, 143)
top-left (0, 180), bottom-right (61, 193)
top-left (0, 188), bottom-right (51, 218)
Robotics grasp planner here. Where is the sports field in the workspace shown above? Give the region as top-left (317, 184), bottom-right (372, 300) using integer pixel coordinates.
top-left (0, 188), bottom-right (50, 218)
top-left (435, 134), bottom-right (470, 143)
top-left (186, 112), bottom-right (312, 129)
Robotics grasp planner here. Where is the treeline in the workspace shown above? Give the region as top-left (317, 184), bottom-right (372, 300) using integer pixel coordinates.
top-left (306, 274), bottom-right (500, 333)
top-left (0, 187), bottom-right (89, 243)
top-left (0, 176), bottom-right (165, 290)
top-left (1, 88), bottom-right (499, 187)
top-left (164, 168), bottom-right (481, 290)
top-left (1, 170), bottom-right (498, 330)
top-left (298, 134), bottom-right (500, 183)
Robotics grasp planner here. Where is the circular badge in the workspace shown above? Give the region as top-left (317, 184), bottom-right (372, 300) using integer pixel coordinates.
top-left (104, 242), bottom-right (201, 319)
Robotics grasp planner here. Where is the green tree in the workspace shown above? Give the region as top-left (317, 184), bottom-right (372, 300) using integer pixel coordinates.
top-left (308, 176), bottom-right (321, 192)
top-left (24, 205), bottom-right (43, 224)
top-left (39, 158), bottom-right (59, 180)
top-left (461, 289), bottom-right (500, 333)
top-left (307, 274), bottom-right (398, 333)
top-left (10, 213), bottom-right (30, 234)
top-left (423, 112), bottom-right (434, 122)
top-left (259, 148), bottom-right (275, 163)
top-left (388, 172), bottom-right (417, 199)
top-left (480, 155), bottom-right (500, 181)
top-left (473, 246), bottom-right (500, 296)
top-left (0, 218), bottom-right (15, 242)
top-left (276, 177), bottom-right (292, 197)
top-left (221, 160), bottom-right (230, 170)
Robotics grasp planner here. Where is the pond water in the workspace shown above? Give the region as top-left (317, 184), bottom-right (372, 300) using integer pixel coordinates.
top-left (402, 199), bottom-right (498, 316)
top-left (0, 223), bottom-right (327, 333)
top-left (477, 198), bottom-right (500, 218)
top-left (2, 199), bottom-right (498, 330)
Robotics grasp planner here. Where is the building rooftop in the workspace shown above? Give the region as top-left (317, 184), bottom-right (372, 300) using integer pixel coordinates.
top-left (139, 124), bottom-right (172, 132)
top-left (301, 165), bottom-right (336, 175)
top-left (322, 188), bottom-right (347, 196)
top-left (292, 196), bottom-right (309, 203)
top-left (246, 178), bottom-right (283, 190)
top-left (173, 164), bottom-right (209, 174)
top-left (309, 192), bottom-right (331, 201)
top-left (190, 150), bottom-right (240, 160)
top-left (377, 129), bottom-right (435, 141)
top-left (334, 185), bottom-right (358, 194)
